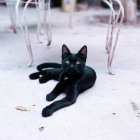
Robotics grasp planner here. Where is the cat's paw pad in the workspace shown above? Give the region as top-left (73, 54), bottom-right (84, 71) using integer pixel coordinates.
top-left (46, 94), bottom-right (56, 101)
top-left (42, 107), bottom-right (53, 117)
top-left (29, 73), bottom-right (39, 80)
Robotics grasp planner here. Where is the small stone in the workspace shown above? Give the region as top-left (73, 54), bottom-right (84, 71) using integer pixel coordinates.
top-left (39, 127), bottom-right (44, 132)
top-left (16, 106), bottom-right (28, 111)
top-left (112, 113), bottom-right (116, 115)
top-left (112, 89), bottom-right (116, 90)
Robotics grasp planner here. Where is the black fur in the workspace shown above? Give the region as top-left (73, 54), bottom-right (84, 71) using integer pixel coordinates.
top-left (29, 45), bottom-right (97, 117)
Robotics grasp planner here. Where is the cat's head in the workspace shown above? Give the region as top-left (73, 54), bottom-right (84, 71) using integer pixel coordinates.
top-left (62, 44), bottom-right (87, 75)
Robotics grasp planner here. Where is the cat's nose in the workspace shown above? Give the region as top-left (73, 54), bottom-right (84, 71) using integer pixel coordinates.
top-left (70, 64), bottom-right (74, 68)
top-left (69, 66), bottom-right (75, 73)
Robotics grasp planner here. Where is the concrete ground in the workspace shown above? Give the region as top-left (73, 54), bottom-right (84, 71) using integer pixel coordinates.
top-left (0, 6), bottom-right (140, 140)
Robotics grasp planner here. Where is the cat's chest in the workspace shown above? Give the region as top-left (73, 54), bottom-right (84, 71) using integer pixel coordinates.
top-left (63, 75), bottom-right (82, 84)
top-left (64, 77), bottom-right (69, 80)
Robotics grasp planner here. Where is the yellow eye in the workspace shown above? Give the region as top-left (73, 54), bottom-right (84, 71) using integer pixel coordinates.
top-left (76, 61), bottom-right (80, 64)
top-left (66, 60), bottom-right (70, 64)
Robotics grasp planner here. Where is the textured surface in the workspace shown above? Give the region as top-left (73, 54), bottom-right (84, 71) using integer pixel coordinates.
top-left (0, 6), bottom-right (140, 140)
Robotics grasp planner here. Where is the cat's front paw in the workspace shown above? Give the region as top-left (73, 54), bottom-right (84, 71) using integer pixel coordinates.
top-left (29, 72), bottom-right (39, 80)
top-left (39, 75), bottom-right (50, 84)
top-left (46, 93), bottom-right (56, 101)
top-left (39, 76), bottom-right (49, 84)
top-left (42, 107), bottom-right (54, 117)
top-left (39, 77), bottom-right (47, 84)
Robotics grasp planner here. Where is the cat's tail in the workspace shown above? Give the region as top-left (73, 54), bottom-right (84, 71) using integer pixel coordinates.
top-left (37, 63), bottom-right (62, 71)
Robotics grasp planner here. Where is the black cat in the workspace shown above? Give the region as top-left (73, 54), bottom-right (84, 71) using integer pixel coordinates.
top-left (29, 45), bottom-right (97, 117)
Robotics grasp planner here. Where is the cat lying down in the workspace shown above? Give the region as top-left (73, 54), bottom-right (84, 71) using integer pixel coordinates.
top-left (29, 45), bottom-right (97, 117)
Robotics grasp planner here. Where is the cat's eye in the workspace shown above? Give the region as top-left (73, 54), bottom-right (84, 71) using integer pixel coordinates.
top-left (66, 60), bottom-right (70, 64)
top-left (76, 61), bottom-right (80, 64)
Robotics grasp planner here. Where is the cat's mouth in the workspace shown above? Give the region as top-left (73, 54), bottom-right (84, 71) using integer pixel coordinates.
top-left (68, 69), bottom-right (77, 75)
top-left (68, 72), bottom-right (75, 75)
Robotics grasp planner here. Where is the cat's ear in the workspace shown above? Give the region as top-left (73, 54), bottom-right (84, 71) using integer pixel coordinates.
top-left (77, 45), bottom-right (87, 61)
top-left (62, 44), bottom-right (71, 59)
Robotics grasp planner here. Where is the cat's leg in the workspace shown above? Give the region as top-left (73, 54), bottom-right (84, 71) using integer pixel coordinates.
top-left (42, 97), bottom-right (77, 117)
top-left (42, 86), bottom-right (78, 117)
top-left (45, 68), bottom-right (62, 81)
top-left (38, 68), bottom-right (62, 83)
top-left (45, 72), bottom-right (67, 100)
top-left (29, 69), bottom-right (62, 83)
top-left (46, 83), bottom-right (63, 101)
top-left (29, 71), bottom-right (50, 83)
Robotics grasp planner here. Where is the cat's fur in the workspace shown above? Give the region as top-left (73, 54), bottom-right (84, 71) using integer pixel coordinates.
top-left (29, 45), bottom-right (97, 117)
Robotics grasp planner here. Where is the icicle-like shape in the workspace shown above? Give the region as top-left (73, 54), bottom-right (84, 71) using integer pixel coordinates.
top-left (103, 0), bottom-right (124, 74)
